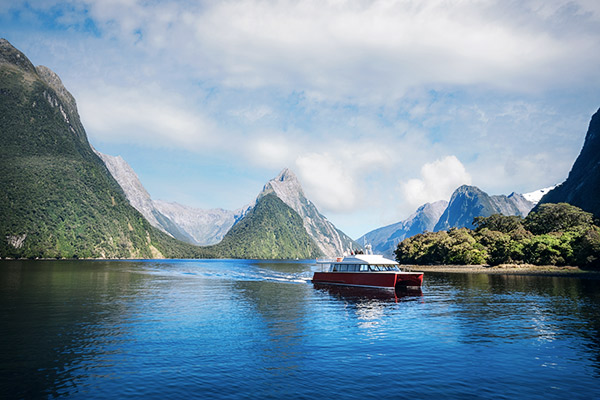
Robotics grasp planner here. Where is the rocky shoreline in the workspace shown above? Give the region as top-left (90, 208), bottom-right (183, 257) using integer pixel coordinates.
top-left (402, 264), bottom-right (600, 279)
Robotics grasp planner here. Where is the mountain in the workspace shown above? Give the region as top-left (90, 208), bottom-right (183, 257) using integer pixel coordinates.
top-left (208, 192), bottom-right (322, 259)
top-left (434, 185), bottom-right (534, 231)
top-left (152, 200), bottom-right (245, 245)
top-left (357, 200), bottom-right (448, 258)
top-left (96, 151), bottom-right (354, 257)
top-left (536, 108), bottom-right (600, 219)
top-left (0, 38), bottom-right (210, 259)
top-left (95, 150), bottom-right (243, 245)
top-left (358, 184), bottom-right (544, 257)
top-left (257, 168), bottom-right (357, 257)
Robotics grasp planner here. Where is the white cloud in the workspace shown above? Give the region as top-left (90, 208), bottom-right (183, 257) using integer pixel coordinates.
top-left (294, 143), bottom-right (395, 213)
top-left (77, 84), bottom-right (218, 148)
top-left (249, 135), bottom-right (294, 168)
top-left (22, 0), bottom-right (599, 101)
top-left (401, 156), bottom-right (472, 209)
top-left (296, 153), bottom-right (357, 212)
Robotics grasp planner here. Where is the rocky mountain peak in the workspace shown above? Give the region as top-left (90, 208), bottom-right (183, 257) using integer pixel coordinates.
top-left (0, 38), bottom-right (36, 73)
top-left (276, 167), bottom-right (298, 182)
top-left (260, 168), bottom-right (306, 208)
top-left (454, 185), bottom-right (486, 197)
top-left (434, 185), bottom-right (534, 231)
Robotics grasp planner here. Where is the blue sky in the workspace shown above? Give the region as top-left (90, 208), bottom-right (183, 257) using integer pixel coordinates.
top-left (2, 0), bottom-right (600, 238)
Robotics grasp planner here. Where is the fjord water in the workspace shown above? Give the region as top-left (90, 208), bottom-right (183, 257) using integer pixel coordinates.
top-left (1, 260), bottom-right (599, 399)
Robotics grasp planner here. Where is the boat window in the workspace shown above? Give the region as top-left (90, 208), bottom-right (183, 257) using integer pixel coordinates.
top-left (340, 264), bottom-right (348, 272)
top-left (332, 265), bottom-right (338, 272)
top-left (360, 264), bottom-right (368, 272)
top-left (348, 264), bottom-right (358, 272)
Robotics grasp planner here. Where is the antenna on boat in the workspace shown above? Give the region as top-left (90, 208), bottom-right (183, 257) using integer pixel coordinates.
top-left (363, 237), bottom-right (373, 255)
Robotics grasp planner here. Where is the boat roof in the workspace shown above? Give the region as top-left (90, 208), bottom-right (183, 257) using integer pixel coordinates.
top-left (318, 254), bottom-right (398, 265)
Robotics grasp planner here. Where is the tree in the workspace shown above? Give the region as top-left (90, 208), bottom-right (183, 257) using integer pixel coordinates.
top-left (474, 214), bottom-right (524, 234)
top-left (571, 226), bottom-right (600, 268)
top-left (524, 203), bottom-right (594, 235)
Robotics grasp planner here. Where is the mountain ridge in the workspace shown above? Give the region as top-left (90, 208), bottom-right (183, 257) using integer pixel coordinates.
top-left (94, 150), bottom-right (243, 245)
top-left (359, 185), bottom-right (538, 257)
top-left (434, 185), bottom-right (534, 231)
top-left (96, 149), bottom-right (354, 255)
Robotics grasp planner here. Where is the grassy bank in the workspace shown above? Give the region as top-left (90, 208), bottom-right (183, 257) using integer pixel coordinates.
top-left (402, 264), bottom-right (600, 279)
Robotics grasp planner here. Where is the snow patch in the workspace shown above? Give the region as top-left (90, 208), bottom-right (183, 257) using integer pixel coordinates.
top-left (523, 185), bottom-right (558, 204)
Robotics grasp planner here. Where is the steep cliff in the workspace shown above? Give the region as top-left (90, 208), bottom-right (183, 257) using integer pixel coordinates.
top-left (536, 108), bottom-right (600, 219)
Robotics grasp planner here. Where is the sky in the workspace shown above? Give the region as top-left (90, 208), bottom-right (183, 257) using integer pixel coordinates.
top-left (2, 0), bottom-right (600, 239)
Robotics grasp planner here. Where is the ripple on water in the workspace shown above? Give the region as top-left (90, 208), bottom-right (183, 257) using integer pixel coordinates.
top-left (1, 260), bottom-right (599, 399)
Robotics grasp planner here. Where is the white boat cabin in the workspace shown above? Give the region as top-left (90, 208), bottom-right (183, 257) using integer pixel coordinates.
top-left (317, 254), bottom-right (401, 273)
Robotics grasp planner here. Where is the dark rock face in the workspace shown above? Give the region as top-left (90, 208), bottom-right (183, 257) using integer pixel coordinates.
top-left (537, 108), bottom-right (600, 218)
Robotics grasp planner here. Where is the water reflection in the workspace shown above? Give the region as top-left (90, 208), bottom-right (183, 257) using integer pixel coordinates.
top-left (0, 260), bottom-right (151, 398)
top-left (1, 260), bottom-right (599, 399)
top-left (312, 283), bottom-right (422, 302)
top-left (425, 272), bottom-right (600, 376)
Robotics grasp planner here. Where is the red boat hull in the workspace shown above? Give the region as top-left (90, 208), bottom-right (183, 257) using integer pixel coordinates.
top-left (312, 271), bottom-right (423, 289)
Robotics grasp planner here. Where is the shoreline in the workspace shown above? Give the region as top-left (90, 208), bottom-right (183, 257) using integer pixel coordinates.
top-left (403, 264), bottom-right (600, 279)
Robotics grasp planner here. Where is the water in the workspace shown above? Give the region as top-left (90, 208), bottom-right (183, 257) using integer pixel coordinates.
top-left (1, 259), bottom-right (599, 399)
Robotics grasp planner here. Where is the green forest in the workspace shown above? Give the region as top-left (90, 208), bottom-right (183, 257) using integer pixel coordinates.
top-left (394, 203), bottom-right (600, 269)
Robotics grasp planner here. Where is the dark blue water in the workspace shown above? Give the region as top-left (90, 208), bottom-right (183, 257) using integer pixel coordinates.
top-left (1, 259), bottom-right (599, 399)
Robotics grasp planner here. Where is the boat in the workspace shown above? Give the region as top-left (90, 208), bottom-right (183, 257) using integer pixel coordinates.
top-left (312, 247), bottom-right (423, 290)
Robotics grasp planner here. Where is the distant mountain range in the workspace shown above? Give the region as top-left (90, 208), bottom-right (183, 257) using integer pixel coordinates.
top-left (95, 151), bottom-right (245, 245)
top-left (359, 185), bottom-right (550, 258)
top-left (98, 149), bottom-right (356, 257)
top-left (537, 107), bottom-right (600, 219)
top-left (360, 106), bottom-right (600, 259)
top-left (357, 201), bottom-right (448, 257)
